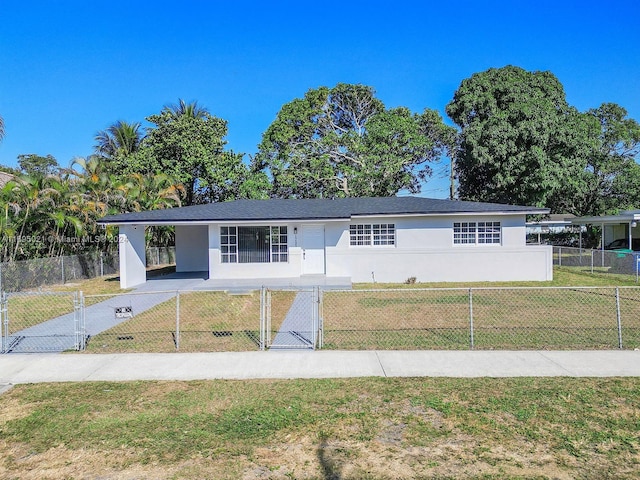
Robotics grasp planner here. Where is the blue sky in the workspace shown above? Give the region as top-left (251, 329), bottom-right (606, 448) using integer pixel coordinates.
top-left (1, 0), bottom-right (638, 198)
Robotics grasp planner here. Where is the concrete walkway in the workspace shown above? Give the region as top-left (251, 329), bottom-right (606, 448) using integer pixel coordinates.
top-left (271, 291), bottom-right (316, 349)
top-left (1, 350), bottom-right (639, 387)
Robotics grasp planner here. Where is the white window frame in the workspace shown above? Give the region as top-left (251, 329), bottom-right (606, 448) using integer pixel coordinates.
top-left (453, 221), bottom-right (501, 245)
top-left (220, 225), bottom-right (289, 263)
top-left (350, 223), bottom-right (396, 247)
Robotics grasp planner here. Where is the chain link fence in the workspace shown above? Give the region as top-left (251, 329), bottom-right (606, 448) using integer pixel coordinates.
top-left (321, 286), bottom-right (640, 350)
top-left (2, 286), bottom-right (639, 354)
top-left (264, 289), bottom-right (320, 349)
top-left (81, 290), bottom-right (261, 353)
top-left (554, 246), bottom-right (640, 279)
top-left (1, 291), bottom-right (82, 353)
top-left (0, 247), bottom-right (175, 292)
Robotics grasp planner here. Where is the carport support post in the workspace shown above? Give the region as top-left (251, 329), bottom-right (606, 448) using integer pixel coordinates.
top-left (118, 225), bottom-right (147, 289)
top-left (601, 222), bottom-right (605, 267)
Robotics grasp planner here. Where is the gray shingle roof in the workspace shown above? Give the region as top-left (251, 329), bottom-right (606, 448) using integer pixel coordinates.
top-left (98, 197), bottom-right (548, 225)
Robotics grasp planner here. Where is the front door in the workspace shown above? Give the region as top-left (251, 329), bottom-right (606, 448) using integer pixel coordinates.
top-left (302, 224), bottom-right (325, 275)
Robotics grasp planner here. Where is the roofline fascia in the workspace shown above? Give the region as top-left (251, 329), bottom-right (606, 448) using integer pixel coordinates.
top-left (98, 218), bottom-right (351, 226)
top-left (569, 214), bottom-right (640, 224)
top-left (351, 210), bottom-right (544, 219)
top-left (98, 209), bottom-right (545, 226)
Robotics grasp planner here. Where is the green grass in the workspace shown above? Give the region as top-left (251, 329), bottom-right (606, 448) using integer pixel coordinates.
top-left (323, 285), bottom-right (640, 350)
top-left (1, 378), bottom-right (638, 479)
top-left (355, 266), bottom-right (640, 289)
top-left (83, 291), bottom-right (262, 353)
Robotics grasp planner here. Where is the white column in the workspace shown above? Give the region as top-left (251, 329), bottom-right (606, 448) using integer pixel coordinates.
top-left (119, 225), bottom-right (147, 289)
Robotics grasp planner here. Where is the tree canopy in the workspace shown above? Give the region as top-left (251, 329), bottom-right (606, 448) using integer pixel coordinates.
top-left (255, 83), bottom-right (456, 198)
top-left (548, 103), bottom-right (640, 216)
top-left (446, 66), bottom-right (587, 207)
top-left (94, 120), bottom-right (144, 174)
top-left (139, 101), bottom-right (267, 205)
top-left (17, 154), bottom-right (59, 177)
top-left (447, 66), bottom-right (640, 214)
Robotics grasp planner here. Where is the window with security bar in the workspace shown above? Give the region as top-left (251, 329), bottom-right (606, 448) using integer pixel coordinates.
top-left (220, 226), bottom-right (288, 263)
top-left (453, 221), bottom-right (501, 245)
top-left (350, 223), bottom-right (395, 246)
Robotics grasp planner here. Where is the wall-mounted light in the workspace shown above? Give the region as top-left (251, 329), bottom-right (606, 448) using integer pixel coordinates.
top-left (632, 222), bottom-right (638, 228)
top-left (294, 227), bottom-right (298, 234)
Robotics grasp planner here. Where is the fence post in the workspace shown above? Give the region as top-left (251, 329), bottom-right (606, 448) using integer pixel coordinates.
top-left (616, 287), bottom-right (623, 349)
top-left (266, 289), bottom-right (272, 348)
top-left (558, 246), bottom-right (562, 267)
top-left (259, 287), bottom-right (265, 351)
top-left (312, 287), bottom-right (318, 350)
top-left (318, 288), bottom-right (324, 349)
top-left (591, 249), bottom-right (594, 274)
top-left (0, 291), bottom-right (6, 354)
top-left (175, 291), bottom-right (180, 351)
top-left (469, 288), bottom-right (474, 350)
top-left (61, 256), bottom-right (65, 284)
top-left (73, 291), bottom-right (78, 350)
top-left (80, 291), bottom-right (86, 350)
top-left (100, 252), bottom-right (104, 277)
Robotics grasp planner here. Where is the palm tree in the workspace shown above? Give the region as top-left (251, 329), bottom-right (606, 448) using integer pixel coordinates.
top-left (94, 120), bottom-right (143, 159)
top-left (0, 113), bottom-right (5, 142)
top-left (164, 99), bottom-right (208, 119)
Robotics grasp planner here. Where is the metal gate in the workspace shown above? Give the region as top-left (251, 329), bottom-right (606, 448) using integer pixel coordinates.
top-left (261, 288), bottom-right (323, 350)
top-left (1, 291), bottom-right (83, 353)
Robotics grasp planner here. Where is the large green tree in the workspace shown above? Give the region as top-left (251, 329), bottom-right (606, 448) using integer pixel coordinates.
top-left (137, 100), bottom-right (268, 205)
top-left (94, 120), bottom-right (144, 175)
top-left (446, 66), bottom-right (584, 207)
top-left (17, 154), bottom-right (59, 177)
top-left (255, 83), bottom-right (456, 198)
top-left (549, 103), bottom-right (640, 216)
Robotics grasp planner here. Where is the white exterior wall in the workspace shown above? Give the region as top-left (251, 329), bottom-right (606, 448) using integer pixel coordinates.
top-left (175, 225), bottom-right (209, 272)
top-left (118, 225), bottom-right (146, 288)
top-left (324, 214), bottom-right (552, 283)
top-left (201, 214), bottom-right (552, 283)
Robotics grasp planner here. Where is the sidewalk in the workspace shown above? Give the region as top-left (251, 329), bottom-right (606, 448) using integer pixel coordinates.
top-left (1, 350), bottom-right (639, 387)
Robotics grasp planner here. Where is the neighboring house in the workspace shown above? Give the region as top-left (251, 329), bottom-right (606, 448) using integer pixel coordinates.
top-left (568, 210), bottom-right (640, 251)
top-left (526, 214), bottom-right (579, 244)
top-left (98, 196), bottom-right (553, 288)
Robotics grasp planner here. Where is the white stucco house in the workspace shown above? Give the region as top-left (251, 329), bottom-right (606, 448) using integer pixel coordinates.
top-left (98, 196), bottom-right (553, 288)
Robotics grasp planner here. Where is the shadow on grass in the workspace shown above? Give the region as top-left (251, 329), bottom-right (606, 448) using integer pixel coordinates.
top-left (317, 439), bottom-right (342, 480)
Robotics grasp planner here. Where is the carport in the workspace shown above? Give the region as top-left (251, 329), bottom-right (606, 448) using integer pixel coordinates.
top-left (568, 210), bottom-right (640, 257)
